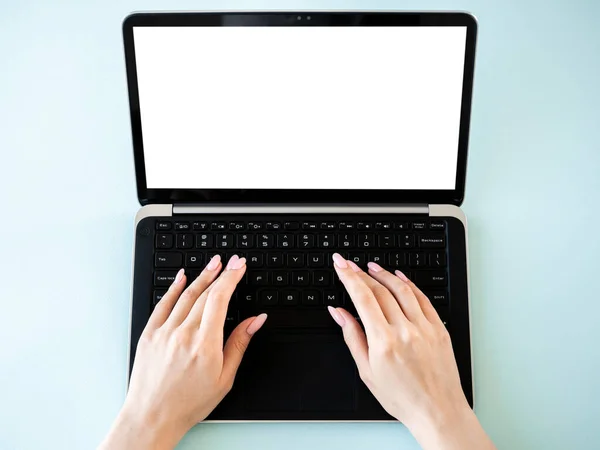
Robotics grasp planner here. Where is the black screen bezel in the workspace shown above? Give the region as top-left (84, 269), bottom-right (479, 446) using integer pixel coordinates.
top-left (123, 11), bottom-right (477, 206)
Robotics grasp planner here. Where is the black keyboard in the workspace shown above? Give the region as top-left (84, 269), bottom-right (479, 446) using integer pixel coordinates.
top-left (150, 216), bottom-right (451, 330)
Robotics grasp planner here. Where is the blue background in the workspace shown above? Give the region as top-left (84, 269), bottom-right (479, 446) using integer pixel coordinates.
top-left (1, 1), bottom-right (599, 449)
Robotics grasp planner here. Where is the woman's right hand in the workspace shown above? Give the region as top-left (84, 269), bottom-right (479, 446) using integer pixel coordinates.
top-left (328, 253), bottom-right (495, 450)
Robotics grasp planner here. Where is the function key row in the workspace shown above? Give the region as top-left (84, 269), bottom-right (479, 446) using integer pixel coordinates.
top-left (156, 220), bottom-right (446, 232)
top-left (156, 232), bottom-right (446, 250)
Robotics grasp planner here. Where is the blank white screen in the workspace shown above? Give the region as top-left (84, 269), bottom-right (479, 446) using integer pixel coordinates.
top-left (133, 26), bottom-right (467, 190)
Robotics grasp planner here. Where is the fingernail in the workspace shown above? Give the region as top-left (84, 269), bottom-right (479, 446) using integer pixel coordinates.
top-left (206, 254), bottom-right (221, 271)
top-left (247, 313), bottom-right (268, 335)
top-left (367, 262), bottom-right (383, 272)
top-left (347, 260), bottom-right (362, 272)
top-left (332, 253), bottom-right (348, 269)
top-left (230, 256), bottom-right (247, 270)
top-left (225, 254), bottom-right (239, 270)
top-left (395, 270), bottom-right (409, 282)
top-left (327, 306), bottom-right (346, 327)
top-left (174, 268), bottom-right (185, 284)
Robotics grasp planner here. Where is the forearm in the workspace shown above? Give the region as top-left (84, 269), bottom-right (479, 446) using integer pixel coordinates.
top-left (407, 404), bottom-right (495, 450)
top-left (98, 407), bottom-right (188, 450)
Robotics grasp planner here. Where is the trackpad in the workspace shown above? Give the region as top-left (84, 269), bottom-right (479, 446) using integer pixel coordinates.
top-left (243, 333), bottom-right (356, 412)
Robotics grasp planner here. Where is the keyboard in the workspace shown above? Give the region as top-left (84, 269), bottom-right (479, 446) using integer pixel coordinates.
top-left (150, 216), bottom-right (451, 331)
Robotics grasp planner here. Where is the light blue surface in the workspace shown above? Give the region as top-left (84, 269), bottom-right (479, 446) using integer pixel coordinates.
top-left (1, 1), bottom-right (599, 449)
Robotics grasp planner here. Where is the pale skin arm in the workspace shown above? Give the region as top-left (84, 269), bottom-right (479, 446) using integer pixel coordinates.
top-left (99, 254), bottom-right (266, 450)
top-left (327, 253), bottom-right (495, 450)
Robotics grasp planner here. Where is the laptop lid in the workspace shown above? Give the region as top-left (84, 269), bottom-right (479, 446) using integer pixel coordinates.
top-left (123, 12), bottom-right (477, 206)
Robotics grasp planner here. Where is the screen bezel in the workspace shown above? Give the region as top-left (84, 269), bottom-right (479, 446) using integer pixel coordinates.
top-left (123, 11), bottom-right (477, 206)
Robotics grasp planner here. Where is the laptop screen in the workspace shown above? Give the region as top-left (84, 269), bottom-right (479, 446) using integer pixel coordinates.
top-left (132, 26), bottom-right (468, 191)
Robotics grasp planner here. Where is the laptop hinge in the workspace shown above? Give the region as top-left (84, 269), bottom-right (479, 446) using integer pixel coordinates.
top-left (172, 204), bottom-right (429, 215)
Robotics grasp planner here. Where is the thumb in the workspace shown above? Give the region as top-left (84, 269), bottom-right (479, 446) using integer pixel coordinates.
top-left (221, 313), bottom-right (268, 382)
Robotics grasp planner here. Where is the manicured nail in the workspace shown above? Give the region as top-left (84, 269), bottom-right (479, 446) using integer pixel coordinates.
top-left (229, 256), bottom-right (247, 270)
top-left (247, 313), bottom-right (268, 335)
top-left (225, 255), bottom-right (239, 270)
top-left (327, 306), bottom-right (346, 327)
top-left (367, 262), bottom-right (383, 272)
top-left (206, 254), bottom-right (221, 271)
top-left (332, 253), bottom-right (348, 269)
top-left (347, 260), bottom-right (362, 272)
top-left (395, 270), bottom-right (409, 282)
top-left (174, 268), bottom-right (185, 284)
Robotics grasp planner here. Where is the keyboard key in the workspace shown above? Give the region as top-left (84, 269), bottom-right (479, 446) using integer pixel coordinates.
top-left (412, 222), bottom-right (426, 230)
top-left (368, 253), bottom-right (385, 265)
top-left (176, 234), bottom-right (193, 249)
top-left (375, 222), bottom-right (392, 230)
top-left (338, 233), bottom-right (355, 248)
top-left (399, 234), bottom-right (416, 248)
top-left (248, 222), bottom-right (263, 231)
top-left (154, 270), bottom-right (178, 286)
top-left (394, 222), bottom-right (409, 230)
top-left (430, 251), bottom-right (447, 268)
top-left (277, 234), bottom-right (294, 249)
top-left (358, 233), bottom-right (375, 248)
top-left (236, 233), bottom-right (254, 249)
top-left (266, 253), bottom-right (284, 267)
top-left (357, 222), bottom-right (373, 230)
top-left (307, 253), bottom-right (325, 268)
top-left (196, 233), bottom-right (213, 249)
top-left (239, 291), bottom-right (256, 303)
top-left (155, 252), bottom-right (182, 268)
top-left (193, 221), bottom-right (208, 231)
top-left (257, 233), bottom-right (274, 249)
top-left (156, 221), bottom-right (172, 230)
top-left (247, 253), bottom-right (263, 268)
top-left (266, 222), bottom-right (282, 230)
top-left (292, 271), bottom-right (310, 286)
top-left (409, 252), bottom-right (427, 267)
top-left (318, 234), bottom-right (335, 249)
top-left (281, 290), bottom-right (299, 305)
top-left (427, 291), bottom-right (449, 306)
top-left (273, 271), bottom-right (288, 286)
top-left (320, 222), bottom-right (336, 230)
top-left (156, 234), bottom-right (173, 249)
top-left (339, 222), bottom-right (355, 230)
top-left (287, 253), bottom-right (304, 267)
top-left (259, 290), bottom-right (278, 306)
top-left (313, 271), bottom-right (330, 286)
top-left (378, 234), bottom-right (395, 248)
top-left (174, 222), bottom-right (190, 231)
top-left (348, 253), bottom-right (366, 266)
top-left (284, 221), bottom-right (300, 230)
top-left (185, 252), bottom-right (204, 268)
top-left (419, 235), bottom-right (446, 248)
top-left (302, 290), bottom-right (321, 306)
top-left (388, 252), bottom-right (406, 267)
top-left (211, 222), bottom-right (227, 230)
top-left (153, 289), bottom-right (167, 305)
top-left (429, 221), bottom-right (446, 230)
top-left (215, 233), bottom-right (234, 249)
top-left (324, 291), bottom-right (344, 306)
top-left (299, 234), bottom-right (315, 249)
top-left (248, 271), bottom-right (269, 285)
top-left (229, 221), bottom-right (246, 231)
top-left (415, 271), bottom-right (447, 287)
top-left (261, 310), bottom-right (333, 328)
top-left (302, 222), bottom-right (317, 230)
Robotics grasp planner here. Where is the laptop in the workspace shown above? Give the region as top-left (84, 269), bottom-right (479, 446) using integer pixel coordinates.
top-left (124, 11), bottom-right (477, 421)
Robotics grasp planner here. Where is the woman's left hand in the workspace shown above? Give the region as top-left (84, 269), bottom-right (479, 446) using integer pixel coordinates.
top-left (99, 254), bottom-right (267, 450)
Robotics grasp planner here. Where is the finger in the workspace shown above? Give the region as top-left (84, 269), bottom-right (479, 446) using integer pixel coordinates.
top-left (180, 276), bottom-right (220, 329)
top-left (221, 313), bottom-right (267, 383)
top-left (197, 255), bottom-right (247, 343)
top-left (347, 260), bottom-right (407, 325)
top-left (332, 253), bottom-right (388, 337)
top-left (328, 306), bottom-right (372, 382)
top-left (145, 268), bottom-right (186, 330)
top-left (163, 255), bottom-right (222, 328)
top-left (400, 271), bottom-right (446, 327)
top-left (366, 262), bottom-right (428, 325)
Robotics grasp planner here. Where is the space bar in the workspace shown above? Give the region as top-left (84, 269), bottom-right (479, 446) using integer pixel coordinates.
top-left (262, 310), bottom-right (335, 329)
